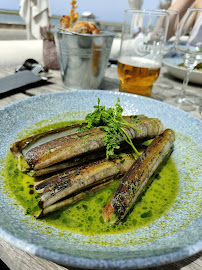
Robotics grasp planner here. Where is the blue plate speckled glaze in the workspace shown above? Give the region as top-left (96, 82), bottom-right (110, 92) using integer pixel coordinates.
top-left (0, 90), bottom-right (201, 269)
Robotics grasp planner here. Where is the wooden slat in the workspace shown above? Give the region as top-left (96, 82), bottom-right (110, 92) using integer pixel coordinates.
top-left (25, 70), bottom-right (64, 96)
top-left (25, 69), bottom-right (120, 95)
top-left (0, 240), bottom-right (67, 270)
top-left (0, 93), bottom-right (28, 109)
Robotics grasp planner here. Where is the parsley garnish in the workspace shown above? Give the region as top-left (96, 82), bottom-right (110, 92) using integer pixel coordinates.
top-left (81, 98), bottom-right (140, 159)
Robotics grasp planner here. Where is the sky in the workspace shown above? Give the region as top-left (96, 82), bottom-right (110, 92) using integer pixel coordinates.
top-left (0, 0), bottom-right (163, 23)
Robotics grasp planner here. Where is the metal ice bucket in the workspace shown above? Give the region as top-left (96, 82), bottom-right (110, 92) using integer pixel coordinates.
top-left (55, 30), bottom-right (115, 90)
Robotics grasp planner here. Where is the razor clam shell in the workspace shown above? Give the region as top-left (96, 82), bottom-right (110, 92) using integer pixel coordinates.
top-left (23, 116), bottom-right (164, 171)
top-left (35, 178), bottom-right (119, 218)
top-left (104, 129), bottom-right (175, 224)
top-left (37, 153), bottom-right (139, 209)
top-left (10, 122), bottom-right (86, 159)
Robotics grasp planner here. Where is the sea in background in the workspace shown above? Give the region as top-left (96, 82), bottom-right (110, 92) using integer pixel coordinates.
top-left (0, 9), bottom-right (122, 40)
top-left (0, 10), bottom-right (61, 27)
top-left (0, 9), bottom-right (122, 31)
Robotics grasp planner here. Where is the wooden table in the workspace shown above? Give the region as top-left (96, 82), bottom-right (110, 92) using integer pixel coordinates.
top-left (0, 63), bottom-right (201, 270)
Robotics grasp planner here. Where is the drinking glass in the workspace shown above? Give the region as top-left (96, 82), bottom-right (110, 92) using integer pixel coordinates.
top-left (153, 9), bottom-right (179, 99)
top-left (174, 8), bottom-right (202, 111)
top-left (118, 10), bottom-right (169, 97)
top-left (164, 10), bottom-right (179, 55)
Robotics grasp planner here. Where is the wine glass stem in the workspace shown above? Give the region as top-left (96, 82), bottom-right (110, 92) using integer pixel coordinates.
top-left (179, 67), bottom-right (192, 101)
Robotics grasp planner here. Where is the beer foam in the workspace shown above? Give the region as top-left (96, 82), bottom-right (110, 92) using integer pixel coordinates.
top-left (119, 56), bottom-right (161, 69)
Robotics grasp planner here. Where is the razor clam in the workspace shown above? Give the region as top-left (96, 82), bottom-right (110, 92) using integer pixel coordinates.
top-left (10, 122), bottom-right (85, 159)
top-left (28, 150), bottom-right (106, 177)
top-left (29, 144), bottom-right (135, 177)
top-left (11, 116), bottom-right (164, 174)
top-left (35, 178), bottom-right (118, 218)
top-left (103, 129), bottom-right (175, 224)
top-left (36, 152), bottom-right (141, 212)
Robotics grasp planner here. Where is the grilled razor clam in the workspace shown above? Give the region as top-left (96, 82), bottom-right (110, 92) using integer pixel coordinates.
top-left (29, 149), bottom-right (106, 177)
top-left (35, 178), bottom-right (117, 218)
top-left (13, 116), bottom-right (164, 172)
top-left (37, 152), bottom-right (140, 210)
top-left (10, 122), bottom-right (85, 166)
top-left (30, 143), bottom-right (134, 177)
top-left (103, 129), bottom-right (175, 224)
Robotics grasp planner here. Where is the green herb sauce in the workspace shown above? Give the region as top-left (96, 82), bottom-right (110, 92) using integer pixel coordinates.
top-left (4, 121), bottom-right (179, 235)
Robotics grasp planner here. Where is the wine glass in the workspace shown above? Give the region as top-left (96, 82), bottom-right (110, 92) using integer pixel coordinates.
top-left (164, 10), bottom-right (179, 55)
top-left (174, 8), bottom-right (202, 111)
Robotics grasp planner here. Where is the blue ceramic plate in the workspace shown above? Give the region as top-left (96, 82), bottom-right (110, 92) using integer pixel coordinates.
top-left (163, 57), bottom-right (202, 84)
top-left (0, 90), bottom-right (201, 269)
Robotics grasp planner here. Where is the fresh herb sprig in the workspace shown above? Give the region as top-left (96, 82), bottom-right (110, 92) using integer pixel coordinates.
top-left (81, 98), bottom-right (140, 159)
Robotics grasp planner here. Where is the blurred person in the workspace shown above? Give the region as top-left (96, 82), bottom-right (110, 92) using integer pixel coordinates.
top-left (153, 0), bottom-right (202, 41)
top-left (168, 0), bottom-right (202, 30)
top-left (169, 0), bottom-right (202, 46)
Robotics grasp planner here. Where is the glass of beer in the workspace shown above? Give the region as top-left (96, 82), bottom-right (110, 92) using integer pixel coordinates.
top-left (118, 10), bottom-right (169, 97)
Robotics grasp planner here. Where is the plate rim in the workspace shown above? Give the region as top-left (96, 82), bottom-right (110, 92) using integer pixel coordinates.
top-left (162, 57), bottom-right (202, 84)
top-left (162, 57), bottom-right (202, 74)
top-left (1, 215), bottom-right (202, 269)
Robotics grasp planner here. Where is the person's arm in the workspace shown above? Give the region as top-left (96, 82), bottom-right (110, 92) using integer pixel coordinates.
top-left (190, 0), bottom-right (202, 9)
top-left (170, 0), bottom-right (202, 32)
top-left (169, 0), bottom-right (195, 20)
